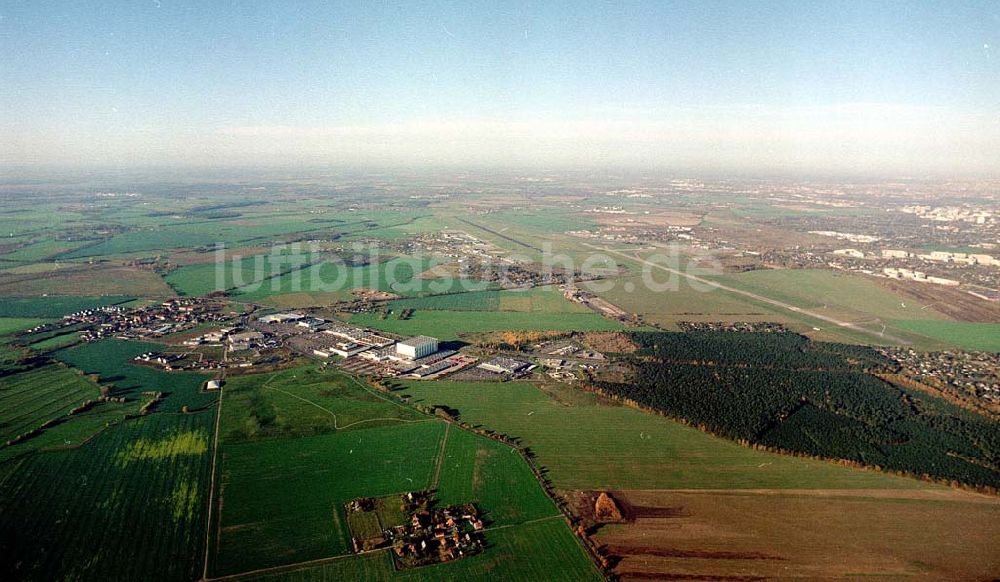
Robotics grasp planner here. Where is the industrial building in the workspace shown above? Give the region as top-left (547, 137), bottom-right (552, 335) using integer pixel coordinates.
top-left (478, 356), bottom-right (532, 375)
top-left (396, 336), bottom-right (439, 360)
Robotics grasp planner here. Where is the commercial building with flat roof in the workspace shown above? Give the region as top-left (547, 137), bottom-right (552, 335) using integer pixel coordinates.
top-left (396, 336), bottom-right (439, 360)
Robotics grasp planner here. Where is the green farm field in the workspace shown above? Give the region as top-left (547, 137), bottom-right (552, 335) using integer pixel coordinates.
top-left (0, 265), bottom-right (176, 298)
top-left (211, 422), bottom-right (446, 576)
top-left (398, 380), bottom-right (937, 491)
top-left (386, 285), bottom-right (591, 314)
top-left (0, 295), bottom-right (133, 318)
top-left (209, 365), bottom-right (596, 579)
top-left (0, 365), bottom-right (100, 444)
top-left (0, 412), bottom-right (215, 582)
top-left (712, 268), bottom-right (949, 322)
top-left (54, 340), bottom-right (214, 412)
top-left (219, 366), bottom-right (426, 442)
top-left (240, 517), bottom-right (601, 582)
top-left (0, 317), bottom-right (47, 335)
top-left (891, 320), bottom-right (1000, 352)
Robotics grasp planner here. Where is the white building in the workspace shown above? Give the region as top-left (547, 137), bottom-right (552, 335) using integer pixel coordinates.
top-left (396, 336), bottom-right (439, 360)
top-left (259, 313), bottom-right (303, 324)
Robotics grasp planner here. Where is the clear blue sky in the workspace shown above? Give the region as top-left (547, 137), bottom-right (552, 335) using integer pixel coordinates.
top-left (1, 1), bottom-right (997, 174)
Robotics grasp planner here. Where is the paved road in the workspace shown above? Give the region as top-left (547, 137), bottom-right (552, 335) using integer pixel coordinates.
top-left (583, 243), bottom-right (910, 345)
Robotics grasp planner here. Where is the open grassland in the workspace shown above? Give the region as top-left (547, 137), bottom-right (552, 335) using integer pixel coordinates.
top-left (712, 268), bottom-right (949, 323)
top-left (0, 265), bottom-right (175, 298)
top-left (0, 412), bottom-right (215, 582)
top-left (0, 365), bottom-right (100, 443)
top-left (219, 366), bottom-right (426, 442)
top-left (352, 310), bottom-right (622, 340)
top-left (25, 330), bottom-right (83, 352)
top-left (0, 317), bottom-right (48, 335)
top-left (211, 422), bottom-right (446, 576)
top-left (388, 289), bottom-right (502, 312)
top-left (596, 489), bottom-right (1000, 581)
top-left (596, 266), bottom-right (955, 347)
top-left (55, 339), bottom-right (214, 412)
top-left (0, 295), bottom-right (133, 318)
top-left (0, 238), bottom-right (94, 262)
top-left (0, 395), bottom-right (142, 463)
top-left (211, 367), bottom-right (596, 579)
top-left (596, 274), bottom-right (787, 329)
top-left (386, 285), bottom-right (591, 314)
top-left (229, 257), bottom-right (469, 302)
top-left (59, 216), bottom-right (348, 259)
top-left (891, 320), bottom-right (1000, 352)
top-left (0, 343), bottom-right (27, 374)
top-left (240, 517), bottom-right (601, 582)
top-left (496, 285), bottom-right (593, 313)
top-left (398, 380), bottom-right (936, 491)
top-left (434, 425), bottom-right (559, 526)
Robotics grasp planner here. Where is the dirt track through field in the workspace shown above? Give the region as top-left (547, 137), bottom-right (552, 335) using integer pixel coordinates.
top-left (430, 422), bottom-right (450, 489)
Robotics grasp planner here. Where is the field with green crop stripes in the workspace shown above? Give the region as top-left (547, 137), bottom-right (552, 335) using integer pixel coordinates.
top-left (0, 412), bottom-right (215, 581)
top-left (0, 365), bottom-right (100, 445)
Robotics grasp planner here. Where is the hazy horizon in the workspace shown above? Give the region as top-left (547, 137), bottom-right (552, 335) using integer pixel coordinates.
top-left (2, 1), bottom-right (998, 176)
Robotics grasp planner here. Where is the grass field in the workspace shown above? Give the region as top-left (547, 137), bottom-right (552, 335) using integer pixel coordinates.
top-left (891, 320), bottom-right (1000, 352)
top-left (0, 365), bottom-right (101, 444)
top-left (232, 257), bottom-right (439, 302)
top-left (0, 295), bottom-right (133, 318)
top-left (387, 290), bottom-right (502, 312)
top-left (712, 269), bottom-right (948, 322)
top-left (209, 366), bottom-right (597, 579)
top-left (386, 285), bottom-right (592, 314)
top-left (0, 317), bottom-right (47, 335)
top-left (0, 265), bottom-right (176, 298)
top-left (597, 274), bottom-right (786, 328)
top-left (219, 366), bottom-right (426, 442)
top-left (59, 216), bottom-right (346, 259)
top-left (0, 412), bottom-right (215, 582)
top-left (54, 339), bottom-right (214, 412)
top-left (211, 422), bottom-right (446, 576)
top-left (434, 425), bottom-right (559, 526)
top-left (398, 380), bottom-right (937, 491)
top-left (0, 238), bottom-right (94, 262)
top-left (351, 310), bottom-right (622, 340)
top-left (241, 517), bottom-right (601, 582)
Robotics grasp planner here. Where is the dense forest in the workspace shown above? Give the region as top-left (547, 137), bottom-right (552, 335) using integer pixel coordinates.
top-left (596, 332), bottom-right (1000, 489)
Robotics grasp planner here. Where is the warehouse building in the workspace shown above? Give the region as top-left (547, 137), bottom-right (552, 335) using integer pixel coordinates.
top-left (396, 336), bottom-right (439, 360)
top-left (478, 356), bottom-right (532, 375)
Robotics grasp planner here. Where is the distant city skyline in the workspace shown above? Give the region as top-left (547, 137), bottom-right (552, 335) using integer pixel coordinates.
top-left (1, 1), bottom-right (997, 176)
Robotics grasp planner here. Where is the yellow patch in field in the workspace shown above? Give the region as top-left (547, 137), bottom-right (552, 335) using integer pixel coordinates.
top-left (117, 430), bottom-right (208, 464)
